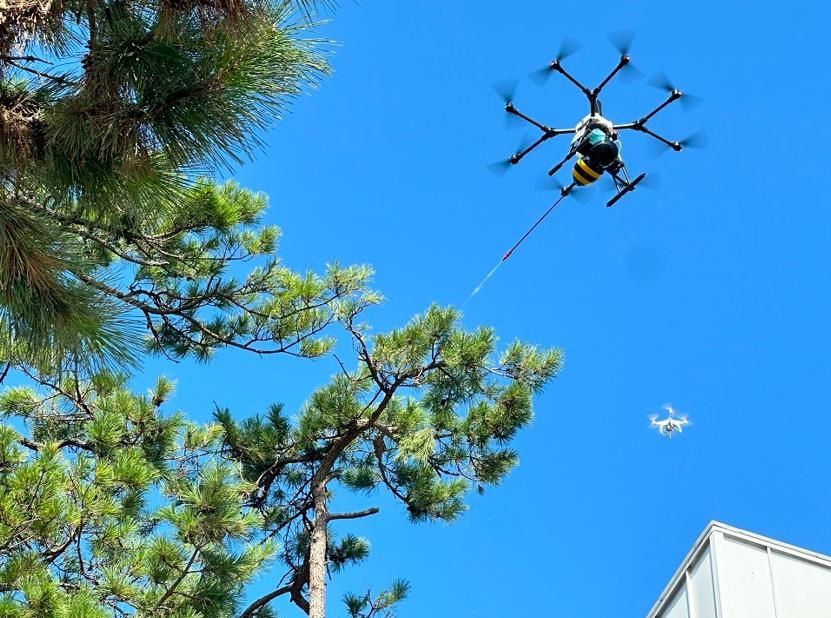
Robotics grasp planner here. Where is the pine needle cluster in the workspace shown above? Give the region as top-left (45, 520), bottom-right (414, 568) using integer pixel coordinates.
top-left (0, 373), bottom-right (273, 617)
top-left (0, 0), bottom-right (360, 370)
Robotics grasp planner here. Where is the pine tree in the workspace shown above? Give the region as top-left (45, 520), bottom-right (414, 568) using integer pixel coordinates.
top-left (219, 305), bottom-right (563, 618)
top-left (0, 372), bottom-right (276, 617)
top-left (0, 306), bottom-right (561, 617)
top-left (0, 0), bottom-right (363, 370)
top-left (1, 4), bottom-right (566, 617)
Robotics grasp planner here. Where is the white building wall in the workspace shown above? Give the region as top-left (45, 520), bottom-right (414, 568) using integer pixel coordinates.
top-left (647, 522), bottom-right (831, 618)
top-left (687, 545), bottom-right (717, 618)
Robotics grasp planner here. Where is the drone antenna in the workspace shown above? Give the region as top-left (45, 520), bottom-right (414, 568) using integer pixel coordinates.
top-left (465, 185), bottom-right (576, 303)
top-left (500, 184), bottom-right (575, 261)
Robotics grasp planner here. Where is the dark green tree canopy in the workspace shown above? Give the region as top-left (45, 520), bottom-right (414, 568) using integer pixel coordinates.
top-left (0, 306), bottom-right (562, 617)
top-left (218, 305), bottom-right (563, 617)
top-left (0, 0), bottom-right (362, 370)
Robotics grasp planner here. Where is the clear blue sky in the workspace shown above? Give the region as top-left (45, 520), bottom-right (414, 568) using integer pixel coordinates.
top-left (141, 1), bottom-right (831, 615)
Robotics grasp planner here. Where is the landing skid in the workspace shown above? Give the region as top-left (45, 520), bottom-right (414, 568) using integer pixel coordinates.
top-left (606, 172), bottom-right (646, 207)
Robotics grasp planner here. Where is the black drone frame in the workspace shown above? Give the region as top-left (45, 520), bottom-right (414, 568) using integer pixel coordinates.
top-left (503, 52), bottom-right (687, 205)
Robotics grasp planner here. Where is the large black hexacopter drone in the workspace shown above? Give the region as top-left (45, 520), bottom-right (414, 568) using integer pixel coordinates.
top-left (490, 32), bottom-right (703, 263)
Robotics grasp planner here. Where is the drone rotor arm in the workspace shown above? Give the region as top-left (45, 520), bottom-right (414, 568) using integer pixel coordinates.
top-left (637, 91), bottom-right (682, 126)
top-left (505, 105), bottom-right (551, 133)
top-left (637, 126), bottom-right (681, 151)
top-left (612, 91), bottom-right (682, 135)
top-left (550, 62), bottom-right (592, 97)
top-left (591, 55), bottom-right (631, 100)
top-left (512, 132), bottom-right (555, 165)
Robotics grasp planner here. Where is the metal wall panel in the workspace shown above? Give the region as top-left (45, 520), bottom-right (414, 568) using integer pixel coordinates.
top-left (769, 549), bottom-right (831, 618)
top-left (661, 586), bottom-right (689, 618)
top-left (688, 544), bottom-right (717, 618)
top-left (717, 536), bottom-right (776, 618)
top-left (646, 523), bottom-right (831, 618)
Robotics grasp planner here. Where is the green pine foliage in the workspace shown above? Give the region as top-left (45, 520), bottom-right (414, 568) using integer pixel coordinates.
top-left (220, 305), bottom-right (563, 616)
top-left (2, 3), bottom-right (564, 617)
top-left (0, 373), bottom-right (273, 617)
top-left (0, 0), bottom-right (365, 370)
top-left (0, 305), bottom-right (561, 616)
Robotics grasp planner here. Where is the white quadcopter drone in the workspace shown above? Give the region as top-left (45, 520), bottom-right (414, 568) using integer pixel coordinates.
top-left (649, 405), bottom-right (690, 439)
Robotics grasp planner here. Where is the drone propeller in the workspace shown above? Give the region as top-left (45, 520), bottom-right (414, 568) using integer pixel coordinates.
top-left (648, 72), bottom-right (703, 111)
top-left (491, 79), bottom-right (528, 128)
top-left (492, 79), bottom-right (518, 107)
top-left (606, 30), bottom-right (643, 82)
top-left (536, 175), bottom-right (593, 203)
top-left (677, 130), bottom-right (708, 149)
top-left (608, 29), bottom-right (635, 56)
top-left (647, 130), bottom-right (708, 156)
top-left (488, 134), bottom-right (533, 175)
top-left (529, 37), bottom-right (582, 84)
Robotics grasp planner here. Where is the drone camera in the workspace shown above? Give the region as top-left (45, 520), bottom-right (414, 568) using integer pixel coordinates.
top-left (591, 140), bottom-right (620, 167)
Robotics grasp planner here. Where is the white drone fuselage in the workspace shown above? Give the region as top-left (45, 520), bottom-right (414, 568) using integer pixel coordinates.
top-left (571, 113), bottom-right (615, 148)
top-left (651, 408), bottom-right (689, 439)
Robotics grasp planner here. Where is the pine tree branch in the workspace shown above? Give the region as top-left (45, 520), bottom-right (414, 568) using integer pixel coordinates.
top-left (238, 584), bottom-right (293, 618)
top-left (326, 507), bottom-right (379, 522)
top-left (18, 437), bottom-right (95, 453)
top-left (75, 272), bottom-right (336, 356)
top-left (155, 543), bottom-right (203, 610)
top-left (0, 55), bottom-right (74, 85)
top-left (19, 366), bottom-right (94, 416)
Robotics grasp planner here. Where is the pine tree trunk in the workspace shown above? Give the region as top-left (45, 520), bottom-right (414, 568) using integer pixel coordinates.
top-left (308, 483), bottom-right (329, 618)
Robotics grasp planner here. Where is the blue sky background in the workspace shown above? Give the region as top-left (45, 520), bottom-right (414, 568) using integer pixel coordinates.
top-left (136, 1), bottom-right (830, 615)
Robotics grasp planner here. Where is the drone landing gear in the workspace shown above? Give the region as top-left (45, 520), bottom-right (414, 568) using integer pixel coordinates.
top-left (606, 171), bottom-right (646, 207)
top-left (547, 148), bottom-right (578, 176)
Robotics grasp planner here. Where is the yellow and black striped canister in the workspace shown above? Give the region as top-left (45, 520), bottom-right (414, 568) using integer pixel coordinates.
top-left (572, 157), bottom-right (603, 186)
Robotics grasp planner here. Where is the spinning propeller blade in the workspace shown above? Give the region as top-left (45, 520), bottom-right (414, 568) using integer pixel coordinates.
top-left (491, 79), bottom-right (526, 128)
top-left (648, 72), bottom-right (703, 111)
top-left (529, 37), bottom-right (581, 84)
top-left (647, 130), bottom-right (708, 156)
top-left (537, 175), bottom-right (593, 203)
top-left (491, 79), bottom-right (518, 107)
top-left (608, 29), bottom-right (635, 56)
top-left (677, 130), bottom-right (708, 149)
top-left (605, 30), bottom-right (642, 82)
top-left (488, 134), bottom-right (533, 175)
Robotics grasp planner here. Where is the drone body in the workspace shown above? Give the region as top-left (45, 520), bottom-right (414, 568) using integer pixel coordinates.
top-left (650, 405), bottom-right (690, 439)
top-left (469, 35), bottom-right (701, 298)
top-left (495, 33), bottom-right (699, 209)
